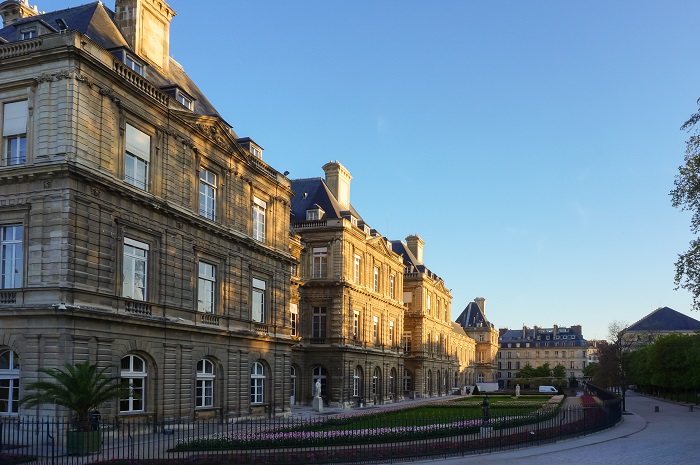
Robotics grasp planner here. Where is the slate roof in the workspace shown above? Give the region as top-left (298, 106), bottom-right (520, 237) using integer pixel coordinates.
top-left (627, 307), bottom-right (700, 332)
top-left (498, 327), bottom-right (587, 348)
top-left (289, 177), bottom-right (364, 224)
top-left (455, 301), bottom-right (493, 329)
top-left (0, 2), bottom-right (220, 118)
top-left (389, 240), bottom-right (442, 281)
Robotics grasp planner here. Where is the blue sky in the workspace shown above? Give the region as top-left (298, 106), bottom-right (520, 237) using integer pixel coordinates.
top-left (54, 0), bottom-right (700, 339)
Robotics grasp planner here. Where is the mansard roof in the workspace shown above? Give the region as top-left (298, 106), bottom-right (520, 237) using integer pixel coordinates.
top-left (290, 177), bottom-right (363, 223)
top-left (456, 301), bottom-right (492, 329)
top-left (389, 240), bottom-right (443, 281)
top-left (0, 2), bottom-right (220, 118)
top-left (627, 307), bottom-right (700, 332)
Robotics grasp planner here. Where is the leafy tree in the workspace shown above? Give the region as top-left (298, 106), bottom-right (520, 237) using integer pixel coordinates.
top-left (582, 361), bottom-right (598, 379)
top-left (515, 363), bottom-right (537, 379)
top-left (20, 361), bottom-right (127, 431)
top-left (552, 363), bottom-right (566, 378)
top-left (671, 101), bottom-right (700, 311)
top-left (534, 362), bottom-right (552, 378)
top-left (593, 322), bottom-right (635, 410)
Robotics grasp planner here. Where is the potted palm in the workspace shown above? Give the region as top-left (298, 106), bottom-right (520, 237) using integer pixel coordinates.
top-left (20, 361), bottom-right (127, 455)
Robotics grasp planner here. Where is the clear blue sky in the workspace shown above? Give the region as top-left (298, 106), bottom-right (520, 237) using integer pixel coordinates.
top-left (54, 0), bottom-right (700, 339)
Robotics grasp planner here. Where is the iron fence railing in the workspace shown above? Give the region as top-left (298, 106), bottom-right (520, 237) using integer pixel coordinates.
top-left (0, 399), bottom-right (621, 465)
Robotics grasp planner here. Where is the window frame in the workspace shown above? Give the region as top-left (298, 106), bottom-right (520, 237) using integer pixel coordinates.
top-left (120, 354), bottom-right (147, 413)
top-left (250, 362), bottom-right (265, 404)
top-left (196, 359), bottom-right (215, 408)
top-left (0, 350), bottom-right (20, 415)
top-left (252, 197), bottom-right (266, 242)
top-left (251, 278), bottom-right (266, 323)
top-left (197, 261), bottom-right (216, 313)
top-left (124, 123), bottom-right (151, 190)
top-left (312, 306), bottom-right (327, 338)
top-left (312, 247), bottom-right (327, 278)
top-left (122, 237), bottom-right (149, 301)
top-left (2, 100), bottom-right (28, 167)
top-left (1, 224), bottom-right (23, 289)
top-left (199, 169), bottom-right (217, 221)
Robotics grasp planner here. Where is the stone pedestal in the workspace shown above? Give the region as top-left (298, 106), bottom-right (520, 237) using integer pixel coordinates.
top-left (312, 395), bottom-right (323, 413)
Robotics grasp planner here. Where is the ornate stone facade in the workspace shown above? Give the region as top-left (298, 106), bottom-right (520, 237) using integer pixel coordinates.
top-left (0, 0), bottom-right (295, 421)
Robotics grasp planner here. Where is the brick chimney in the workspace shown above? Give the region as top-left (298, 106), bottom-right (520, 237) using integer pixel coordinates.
top-left (322, 160), bottom-right (352, 210)
top-left (0, 0), bottom-right (38, 27)
top-left (405, 235), bottom-right (424, 265)
top-left (114, 0), bottom-right (176, 73)
top-left (474, 297), bottom-right (486, 314)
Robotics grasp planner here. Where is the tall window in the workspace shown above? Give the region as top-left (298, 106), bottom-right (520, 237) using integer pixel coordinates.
top-left (402, 331), bottom-right (412, 353)
top-left (389, 274), bottom-right (395, 299)
top-left (372, 316), bottom-right (379, 344)
top-left (252, 197), bottom-right (266, 242)
top-left (389, 368), bottom-right (397, 397)
top-left (353, 311), bottom-right (359, 339)
top-left (199, 169), bottom-right (216, 220)
top-left (403, 369), bottom-right (412, 392)
top-left (0, 350), bottom-right (20, 414)
top-left (3, 100), bottom-right (27, 166)
top-left (120, 355), bottom-right (146, 412)
top-left (353, 254), bottom-right (361, 284)
top-left (312, 247), bottom-right (327, 278)
top-left (290, 303), bottom-right (298, 336)
top-left (124, 124), bottom-right (150, 190)
top-left (197, 261), bottom-right (216, 313)
top-left (250, 362), bottom-right (265, 404)
top-left (373, 266), bottom-right (379, 292)
top-left (290, 366), bottom-right (297, 404)
top-left (1, 225), bottom-right (22, 289)
top-left (122, 238), bottom-right (148, 301)
top-left (196, 359), bottom-right (215, 408)
top-left (312, 306), bottom-right (327, 338)
top-left (251, 278), bottom-right (266, 322)
top-left (372, 367), bottom-right (380, 396)
top-left (389, 321), bottom-right (394, 346)
top-left (353, 366), bottom-right (362, 397)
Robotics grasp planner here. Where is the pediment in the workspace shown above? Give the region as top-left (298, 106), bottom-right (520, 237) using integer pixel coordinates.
top-left (367, 235), bottom-right (398, 259)
top-left (173, 111), bottom-right (239, 154)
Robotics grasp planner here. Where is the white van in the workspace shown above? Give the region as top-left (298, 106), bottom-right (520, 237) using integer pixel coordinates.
top-left (539, 385), bottom-right (558, 393)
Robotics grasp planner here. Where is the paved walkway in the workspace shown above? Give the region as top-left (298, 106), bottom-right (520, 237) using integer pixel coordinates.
top-left (404, 391), bottom-right (699, 464)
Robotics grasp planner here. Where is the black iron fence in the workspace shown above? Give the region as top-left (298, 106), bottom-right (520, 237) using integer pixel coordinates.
top-left (0, 399), bottom-right (622, 465)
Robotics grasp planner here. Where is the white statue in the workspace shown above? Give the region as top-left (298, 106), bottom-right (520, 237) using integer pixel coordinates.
top-left (515, 384), bottom-right (521, 398)
top-left (315, 379), bottom-right (321, 397)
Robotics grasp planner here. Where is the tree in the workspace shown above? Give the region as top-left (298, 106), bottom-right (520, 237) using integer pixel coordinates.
top-left (552, 363), bottom-right (566, 378)
top-left (20, 361), bottom-right (127, 431)
top-left (515, 363), bottom-right (537, 379)
top-left (594, 321), bottom-right (635, 410)
top-left (582, 361), bottom-right (598, 379)
top-left (671, 100), bottom-right (700, 311)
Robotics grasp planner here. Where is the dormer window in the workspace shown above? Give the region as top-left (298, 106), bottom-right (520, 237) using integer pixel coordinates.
top-left (125, 54), bottom-right (145, 76)
top-left (236, 138), bottom-right (263, 160)
top-left (176, 90), bottom-right (193, 110)
top-left (20, 30), bottom-right (37, 40)
top-left (306, 206), bottom-right (324, 221)
top-left (251, 146), bottom-right (262, 159)
top-left (350, 216), bottom-right (358, 227)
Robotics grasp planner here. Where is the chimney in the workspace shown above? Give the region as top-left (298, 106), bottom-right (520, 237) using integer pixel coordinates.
top-left (0, 0), bottom-right (38, 27)
top-left (405, 235), bottom-right (424, 265)
top-left (322, 160), bottom-right (352, 210)
top-left (474, 297), bottom-right (486, 314)
top-left (114, 0), bottom-right (176, 73)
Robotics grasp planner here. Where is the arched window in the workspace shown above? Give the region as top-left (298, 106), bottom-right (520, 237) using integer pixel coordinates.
top-left (312, 366), bottom-right (327, 397)
top-left (427, 369), bottom-right (433, 394)
top-left (0, 350), bottom-right (20, 414)
top-left (120, 354), bottom-right (147, 412)
top-left (250, 362), bottom-right (265, 404)
top-left (353, 366), bottom-right (363, 397)
top-left (196, 359), bottom-right (215, 408)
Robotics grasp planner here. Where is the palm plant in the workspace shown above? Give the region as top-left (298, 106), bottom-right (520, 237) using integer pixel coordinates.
top-left (21, 361), bottom-right (127, 431)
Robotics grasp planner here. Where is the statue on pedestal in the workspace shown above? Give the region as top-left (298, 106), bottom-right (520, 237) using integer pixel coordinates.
top-left (482, 395), bottom-right (491, 424)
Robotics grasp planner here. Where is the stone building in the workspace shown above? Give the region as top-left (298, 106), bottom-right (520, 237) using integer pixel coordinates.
top-left (496, 325), bottom-right (589, 387)
top-left (391, 236), bottom-right (475, 397)
top-left (0, 0), bottom-right (296, 420)
top-left (290, 161), bottom-right (477, 407)
top-left (624, 306), bottom-right (700, 350)
top-left (455, 298), bottom-right (499, 385)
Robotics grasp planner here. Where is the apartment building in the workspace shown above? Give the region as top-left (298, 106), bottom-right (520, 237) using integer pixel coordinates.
top-left (497, 325), bottom-right (589, 387)
top-left (0, 0), bottom-right (296, 420)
